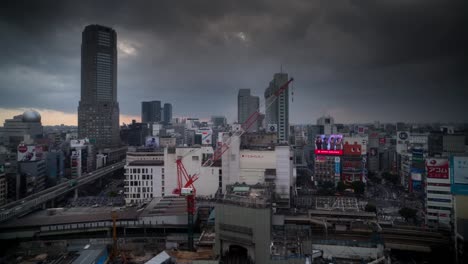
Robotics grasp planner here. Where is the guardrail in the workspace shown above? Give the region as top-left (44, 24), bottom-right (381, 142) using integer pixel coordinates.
top-left (0, 161), bottom-right (125, 223)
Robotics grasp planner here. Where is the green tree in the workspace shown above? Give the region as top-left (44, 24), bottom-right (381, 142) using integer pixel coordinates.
top-left (399, 207), bottom-right (417, 222)
top-left (382, 171), bottom-right (399, 185)
top-left (351, 181), bottom-right (365, 195)
top-left (365, 203), bottom-right (377, 213)
top-left (336, 181), bottom-right (347, 192)
top-left (318, 181), bottom-right (335, 195)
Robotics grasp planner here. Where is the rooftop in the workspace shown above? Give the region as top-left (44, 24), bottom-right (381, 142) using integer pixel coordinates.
top-left (217, 183), bottom-right (272, 208)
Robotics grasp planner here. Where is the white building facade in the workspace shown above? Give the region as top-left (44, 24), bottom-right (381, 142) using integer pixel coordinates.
top-left (425, 158), bottom-right (452, 228)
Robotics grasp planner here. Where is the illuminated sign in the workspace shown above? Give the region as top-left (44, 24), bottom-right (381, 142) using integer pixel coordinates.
top-left (315, 134), bottom-right (343, 155)
top-left (426, 158), bottom-right (449, 179)
top-left (315, 149), bottom-right (343, 156)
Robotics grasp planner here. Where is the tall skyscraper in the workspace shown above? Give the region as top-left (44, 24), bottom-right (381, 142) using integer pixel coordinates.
top-left (78, 25), bottom-right (119, 148)
top-left (265, 73), bottom-right (289, 142)
top-left (238, 89), bottom-right (260, 131)
top-left (141, 101), bottom-right (162, 123)
top-left (163, 103), bottom-right (172, 125)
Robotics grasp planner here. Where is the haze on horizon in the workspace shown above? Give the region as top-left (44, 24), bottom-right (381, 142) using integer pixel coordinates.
top-left (0, 0), bottom-right (466, 126)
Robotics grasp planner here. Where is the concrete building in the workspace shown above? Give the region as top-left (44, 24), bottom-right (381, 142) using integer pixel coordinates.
top-left (238, 89), bottom-right (260, 131)
top-left (18, 159), bottom-right (46, 199)
top-left (70, 139), bottom-right (94, 178)
top-left (0, 169), bottom-right (6, 206)
top-left (78, 24), bottom-right (120, 148)
top-left (0, 110), bottom-right (43, 150)
top-left (214, 184), bottom-right (272, 263)
top-left (120, 120), bottom-right (150, 146)
top-left (317, 116), bottom-right (336, 135)
top-left (265, 73), bottom-right (290, 142)
top-left (45, 150), bottom-right (64, 187)
top-left (425, 158), bottom-right (452, 228)
top-left (222, 134), bottom-right (294, 207)
top-left (142, 101), bottom-right (162, 124)
top-left (211, 116), bottom-right (227, 128)
top-left (124, 159), bottom-right (165, 204)
top-left (163, 103), bottom-right (172, 125)
top-left (124, 146), bottom-right (221, 203)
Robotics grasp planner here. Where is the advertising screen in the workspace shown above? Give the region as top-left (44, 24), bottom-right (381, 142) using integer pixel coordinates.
top-left (426, 158), bottom-right (449, 179)
top-left (314, 134), bottom-right (343, 155)
top-left (17, 144), bottom-right (44, 162)
top-left (145, 136), bottom-right (159, 147)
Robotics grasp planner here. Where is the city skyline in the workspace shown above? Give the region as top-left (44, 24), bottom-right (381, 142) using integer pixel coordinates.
top-left (0, 0), bottom-right (467, 125)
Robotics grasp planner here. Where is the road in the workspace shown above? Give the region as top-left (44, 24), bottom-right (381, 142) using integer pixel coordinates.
top-left (0, 160), bottom-right (125, 223)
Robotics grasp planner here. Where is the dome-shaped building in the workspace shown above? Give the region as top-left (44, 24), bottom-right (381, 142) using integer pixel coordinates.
top-left (22, 110), bottom-right (42, 123)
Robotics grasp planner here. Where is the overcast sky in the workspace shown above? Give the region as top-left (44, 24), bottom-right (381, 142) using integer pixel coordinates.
top-left (0, 0), bottom-right (466, 125)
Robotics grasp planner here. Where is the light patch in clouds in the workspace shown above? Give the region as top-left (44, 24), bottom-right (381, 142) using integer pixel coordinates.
top-left (0, 108), bottom-right (139, 126)
top-left (118, 40), bottom-right (139, 57)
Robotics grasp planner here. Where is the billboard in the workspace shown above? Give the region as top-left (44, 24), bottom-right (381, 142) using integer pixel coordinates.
top-left (17, 144), bottom-right (44, 162)
top-left (199, 129), bottom-right (213, 145)
top-left (145, 136), bottom-right (159, 147)
top-left (334, 157), bottom-right (341, 177)
top-left (396, 131), bottom-right (410, 154)
top-left (315, 134), bottom-right (343, 155)
top-left (343, 136), bottom-right (368, 155)
top-left (343, 143), bottom-right (362, 156)
top-left (426, 158), bottom-right (449, 179)
top-left (451, 157), bottom-right (468, 194)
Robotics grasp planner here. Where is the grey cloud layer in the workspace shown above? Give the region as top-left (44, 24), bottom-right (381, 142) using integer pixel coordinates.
top-left (0, 0), bottom-right (466, 123)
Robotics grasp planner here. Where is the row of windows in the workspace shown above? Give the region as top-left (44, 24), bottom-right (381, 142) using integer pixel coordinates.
top-left (127, 187), bottom-right (153, 193)
top-left (127, 168), bottom-right (163, 174)
top-left (427, 190), bottom-right (451, 195)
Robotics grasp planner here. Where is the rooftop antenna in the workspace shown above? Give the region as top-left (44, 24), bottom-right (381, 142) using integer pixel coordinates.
top-left (280, 64), bottom-right (283, 73)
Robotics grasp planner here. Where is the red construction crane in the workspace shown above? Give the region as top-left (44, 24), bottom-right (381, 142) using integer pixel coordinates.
top-left (174, 77), bottom-right (294, 251)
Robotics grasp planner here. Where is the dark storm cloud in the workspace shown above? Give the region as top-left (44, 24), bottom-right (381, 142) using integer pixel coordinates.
top-left (0, 0), bottom-right (466, 123)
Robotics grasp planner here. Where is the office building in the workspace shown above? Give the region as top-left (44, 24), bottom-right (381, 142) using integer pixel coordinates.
top-left (78, 24), bottom-right (120, 148)
top-left (221, 134), bottom-right (294, 207)
top-left (265, 73), bottom-right (289, 142)
top-left (45, 150), bottom-right (65, 187)
top-left (238, 89), bottom-right (260, 131)
top-left (163, 103), bottom-right (172, 125)
top-left (141, 101), bottom-right (162, 123)
top-left (120, 120), bottom-right (150, 146)
top-left (124, 159), bottom-right (165, 204)
top-left (0, 110), bottom-right (43, 150)
top-left (317, 116), bottom-right (336, 135)
top-left (211, 116), bottom-right (227, 128)
top-left (0, 169), bottom-right (6, 205)
top-left (18, 159), bottom-right (46, 199)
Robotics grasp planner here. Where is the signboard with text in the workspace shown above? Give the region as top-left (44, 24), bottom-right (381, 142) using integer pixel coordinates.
top-left (426, 158), bottom-right (449, 179)
top-left (451, 156), bottom-right (468, 194)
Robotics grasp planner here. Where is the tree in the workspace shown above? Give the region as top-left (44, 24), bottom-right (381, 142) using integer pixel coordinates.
top-left (382, 171), bottom-right (399, 185)
top-left (318, 181), bottom-right (335, 195)
top-left (336, 181), bottom-right (347, 193)
top-left (399, 207), bottom-right (417, 222)
top-left (365, 203), bottom-right (377, 213)
top-left (351, 181), bottom-right (365, 196)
